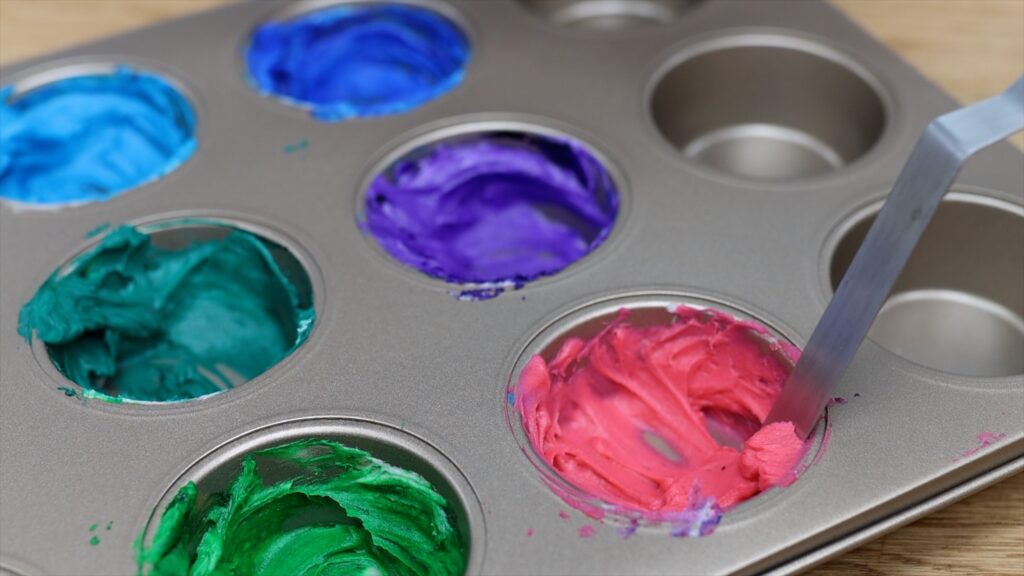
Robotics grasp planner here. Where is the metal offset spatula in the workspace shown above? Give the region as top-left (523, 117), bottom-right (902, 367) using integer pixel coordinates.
top-left (765, 76), bottom-right (1024, 440)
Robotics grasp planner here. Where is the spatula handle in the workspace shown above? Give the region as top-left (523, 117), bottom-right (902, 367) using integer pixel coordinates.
top-left (767, 77), bottom-right (1024, 438)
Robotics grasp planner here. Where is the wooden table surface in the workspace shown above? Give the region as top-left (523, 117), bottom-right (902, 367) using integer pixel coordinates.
top-left (1, 1), bottom-right (1021, 574)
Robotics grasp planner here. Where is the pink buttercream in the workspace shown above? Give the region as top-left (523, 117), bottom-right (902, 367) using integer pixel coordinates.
top-left (516, 305), bottom-right (806, 516)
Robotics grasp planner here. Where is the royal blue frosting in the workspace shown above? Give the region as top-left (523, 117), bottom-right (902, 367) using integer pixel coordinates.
top-left (0, 67), bottom-right (196, 206)
top-left (245, 3), bottom-right (470, 121)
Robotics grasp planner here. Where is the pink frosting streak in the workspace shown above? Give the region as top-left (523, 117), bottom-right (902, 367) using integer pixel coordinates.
top-left (516, 305), bottom-right (807, 516)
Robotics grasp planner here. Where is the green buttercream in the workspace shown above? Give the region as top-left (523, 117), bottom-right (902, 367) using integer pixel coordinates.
top-left (18, 225), bottom-right (314, 402)
top-left (138, 439), bottom-right (466, 576)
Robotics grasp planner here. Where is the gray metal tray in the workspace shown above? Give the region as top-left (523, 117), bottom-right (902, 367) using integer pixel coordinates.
top-left (1, 1), bottom-right (1021, 575)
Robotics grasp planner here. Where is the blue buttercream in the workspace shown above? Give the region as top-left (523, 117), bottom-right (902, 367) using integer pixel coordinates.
top-left (0, 67), bottom-right (196, 206)
top-left (245, 3), bottom-right (470, 121)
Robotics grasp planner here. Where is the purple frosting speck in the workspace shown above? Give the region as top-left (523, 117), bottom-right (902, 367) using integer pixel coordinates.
top-left (362, 132), bottom-right (619, 285)
top-left (668, 487), bottom-right (724, 538)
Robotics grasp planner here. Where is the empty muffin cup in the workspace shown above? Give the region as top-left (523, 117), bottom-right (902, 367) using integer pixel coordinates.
top-left (650, 35), bottom-right (886, 181)
top-left (831, 193), bottom-right (1024, 377)
top-left (360, 127), bottom-right (620, 296)
top-left (509, 295), bottom-right (810, 534)
top-left (245, 2), bottom-right (470, 121)
top-left (0, 64), bottom-right (196, 206)
top-left (137, 420), bottom-right (478, 575)
top-left (18, 220), bottom-right (315, 402)
top-left (517, 0), bottom-right (695, 30)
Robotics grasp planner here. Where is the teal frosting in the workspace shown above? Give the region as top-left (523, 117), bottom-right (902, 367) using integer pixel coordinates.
top-left (18, 225), bottom-right (314, 402)
top-left (0, 67), bottom-right (195, 206)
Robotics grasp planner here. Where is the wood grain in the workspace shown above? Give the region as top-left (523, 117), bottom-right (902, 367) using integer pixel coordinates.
top-left (832, 0), bottom-right (1024, 149)
top-left (809, 473), bottom-right (1024, 575)
top-left (1, 1), bottom-right (1022, 574)
top-left (0, 0), bottom-right (228, 66)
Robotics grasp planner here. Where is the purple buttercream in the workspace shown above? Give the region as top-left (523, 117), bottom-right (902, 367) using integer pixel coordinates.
top-left (362, 132), bottom-right (619, 286)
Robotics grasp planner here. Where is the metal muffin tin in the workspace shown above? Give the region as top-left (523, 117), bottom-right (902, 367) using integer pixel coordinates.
top-left (1, 1), bottom-right (1021, 574)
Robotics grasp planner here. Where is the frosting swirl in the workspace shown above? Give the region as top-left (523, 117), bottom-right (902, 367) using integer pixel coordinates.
top-left (138, 439), bottom-right (466, 576)
top-left (18, 225), bottom-right (314, 402)
top-left (363, 132), bottom-right (619, 287)
top-left (246, 4), bottom-right (469, 121)
top-left (0, 67), bottom-right (195, 206)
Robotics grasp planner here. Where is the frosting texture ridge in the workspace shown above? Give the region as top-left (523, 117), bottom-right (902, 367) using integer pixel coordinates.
top-left (18, 224), bottom-right (314, 402)
top-left (362, 132), bottom-right (619, 288)
top-left (0, 67), bottom-right (195, 206)
top-left (137, 439), bottom-right (466, 576)
top-left (515, 305), bottom-right (806, 524)
top-left (245, 3), bottom-right (469, 121)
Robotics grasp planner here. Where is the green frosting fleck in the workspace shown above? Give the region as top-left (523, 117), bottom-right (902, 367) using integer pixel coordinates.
top-left (138, 439), bottom-right (467, 576)
top-left (18, 225), bottom-right (314, 402)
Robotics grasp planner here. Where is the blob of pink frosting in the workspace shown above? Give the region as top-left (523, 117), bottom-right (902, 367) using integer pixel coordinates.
top-left (516, 305), bottom-right (807, 515)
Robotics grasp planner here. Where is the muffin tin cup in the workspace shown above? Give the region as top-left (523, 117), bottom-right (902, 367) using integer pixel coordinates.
top-left (354, 118), bottom-right (629, 294)
top-left (0, 58), bottom-right (201, 210)
top-left (505, 291), bottom-right (830, 532)
top-left (241, 0), bottom-right (473, 120)
top-left (1, 1), bottom-right (1021, 575)
top-left (828, 190), bottom-right (1024, 379)
top-left (24, 214), bottom-right (323, 414)
top-left (647, 32), bottom-right (889, 183)
top-left (518, 0), bottom-right (698, 31)
top-left (137, 417), bottom-right (486, 576)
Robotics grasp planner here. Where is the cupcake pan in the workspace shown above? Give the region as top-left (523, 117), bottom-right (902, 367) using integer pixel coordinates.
top-left (0, 1), bottom-right (1021, 574)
